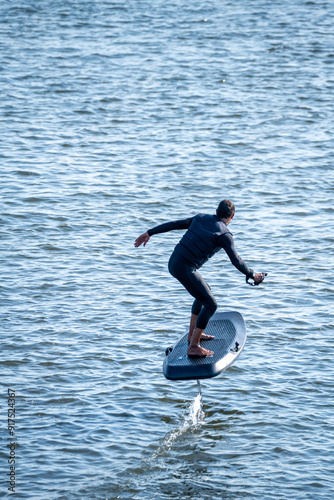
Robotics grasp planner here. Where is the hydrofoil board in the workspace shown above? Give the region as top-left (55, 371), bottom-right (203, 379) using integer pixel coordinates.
top-left (163, 311), bottom-right (247, 381)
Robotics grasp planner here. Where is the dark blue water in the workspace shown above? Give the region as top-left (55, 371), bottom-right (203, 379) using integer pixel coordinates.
top-left (1, 0), bottom-right (333, 498)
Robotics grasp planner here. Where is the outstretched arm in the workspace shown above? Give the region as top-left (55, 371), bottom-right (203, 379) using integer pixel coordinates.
top-left (134, 217), bottom-right (193, 247)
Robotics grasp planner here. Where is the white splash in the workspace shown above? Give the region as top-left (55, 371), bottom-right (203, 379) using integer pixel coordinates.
top-left (188, 391), bottom-right (205, 426)
top-left (150, 384), bottom-right (205, 460)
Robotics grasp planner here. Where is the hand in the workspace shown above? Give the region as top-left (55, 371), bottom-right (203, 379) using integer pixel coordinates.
top-left (253, 272), bottom-right (266, 285)
top-left (134, 232), bottom-right (150, 247)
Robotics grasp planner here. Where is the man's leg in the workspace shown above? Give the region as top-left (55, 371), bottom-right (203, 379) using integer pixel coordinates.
top-left (188, 327), bottom-right (212, 357)
top-left (186, 274), bottom-right (217, 356)
top-left (188, 313), bottom-right (198, 342)
top-left (169, 256), bottom-right (216, 356)
top-left (188, 310), bottom-right (215, 342)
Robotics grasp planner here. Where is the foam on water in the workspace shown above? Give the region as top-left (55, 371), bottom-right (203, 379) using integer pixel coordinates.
top-left (150, 384), bottom-right (205, 462)
top-left (189, 390), bottom-right (205, 427)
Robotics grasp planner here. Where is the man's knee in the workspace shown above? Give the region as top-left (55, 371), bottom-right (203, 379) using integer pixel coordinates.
top-left (209, 300), bottom-right (218, 314)
top-left (205, 297), bottom-right (217, 315)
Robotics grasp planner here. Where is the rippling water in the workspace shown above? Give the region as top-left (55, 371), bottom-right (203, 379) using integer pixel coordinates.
top-left (1, 0), bottom-right (334, 498)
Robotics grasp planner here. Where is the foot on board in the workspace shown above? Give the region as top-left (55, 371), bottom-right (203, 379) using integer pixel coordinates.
top-left (187, 333), bottom-right (215, 342)
top-left (187, 345), bottom-right (214, 357)
top-left (200, 334), bottom-right (215, 341)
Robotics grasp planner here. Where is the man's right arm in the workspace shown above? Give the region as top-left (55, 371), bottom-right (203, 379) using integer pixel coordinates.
top-left (218, 233), bottom-right (254, 279)
top-left (219, 233), bottom-right (265, 284)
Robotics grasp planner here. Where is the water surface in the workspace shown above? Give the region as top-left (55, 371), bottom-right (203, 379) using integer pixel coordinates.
top-left (1, 0), bottom-right (333, 498)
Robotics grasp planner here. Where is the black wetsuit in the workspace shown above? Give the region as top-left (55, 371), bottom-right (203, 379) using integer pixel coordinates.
top-left (148, 214), bottom-right (254, 330)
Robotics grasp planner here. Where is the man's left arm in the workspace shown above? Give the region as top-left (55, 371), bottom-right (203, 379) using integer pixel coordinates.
top-left (135, 217), bottom-right (193, 247)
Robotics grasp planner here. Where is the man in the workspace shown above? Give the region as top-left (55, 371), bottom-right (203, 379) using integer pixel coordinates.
top-left (135, 200), bottom-right (265, 357)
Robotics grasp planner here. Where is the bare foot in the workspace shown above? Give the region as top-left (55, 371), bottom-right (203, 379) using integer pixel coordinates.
top-left (187, 345), bottom-right (214, 357)
top-left (187, 333), bottom-right (215, 342)
top-left (200, 334), bottom-right (214, 341)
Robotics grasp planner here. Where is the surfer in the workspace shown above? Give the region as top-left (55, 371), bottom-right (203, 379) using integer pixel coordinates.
top-left (135, 200), bottom-right (265, 357)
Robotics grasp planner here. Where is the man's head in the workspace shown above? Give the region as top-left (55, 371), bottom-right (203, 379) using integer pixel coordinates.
top-left (216, 200), bottom-right (235, 220)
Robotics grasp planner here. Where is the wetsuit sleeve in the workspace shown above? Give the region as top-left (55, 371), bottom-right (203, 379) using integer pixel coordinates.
top-left (147, 217), bottom-right (193, 236)
top-left (218, 233), bottom-right (254, 279)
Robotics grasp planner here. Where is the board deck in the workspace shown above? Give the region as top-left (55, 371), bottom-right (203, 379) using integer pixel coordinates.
top-left (163, 311), bottom-right (247, 381)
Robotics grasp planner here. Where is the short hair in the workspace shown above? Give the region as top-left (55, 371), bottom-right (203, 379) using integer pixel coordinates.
top-left (217, 200), bottom-right (235, 219)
